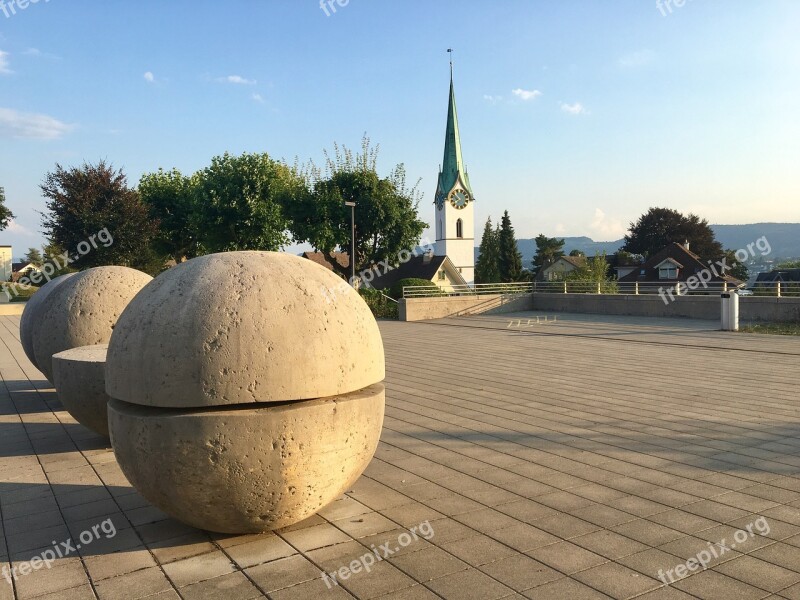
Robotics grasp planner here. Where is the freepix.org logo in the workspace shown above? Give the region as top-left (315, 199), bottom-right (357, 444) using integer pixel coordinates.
top-left (0, 0), bottom-right (51, 20)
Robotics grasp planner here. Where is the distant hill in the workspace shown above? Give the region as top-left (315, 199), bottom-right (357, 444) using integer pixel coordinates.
top-left (475, 223), bottom-right (800, 265)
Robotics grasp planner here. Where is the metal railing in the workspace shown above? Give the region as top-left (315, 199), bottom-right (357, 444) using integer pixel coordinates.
top-left (403, 282), bottom-right (533, 298)
top-left (402, 280), bottom-right (800, 299)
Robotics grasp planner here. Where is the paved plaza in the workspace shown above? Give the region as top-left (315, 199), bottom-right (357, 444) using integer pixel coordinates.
top-left (1, 312), bottom-right (800, 599)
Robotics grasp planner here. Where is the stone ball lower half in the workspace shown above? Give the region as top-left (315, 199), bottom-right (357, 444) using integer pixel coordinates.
top-left (108, 384), bottom-right (385, 534)
top-left (52, 344), bottom-right (110, 438)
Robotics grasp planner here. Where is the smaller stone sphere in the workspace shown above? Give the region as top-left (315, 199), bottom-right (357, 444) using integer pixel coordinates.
top-left (32, 266), bottom-right (152, 383)
top-left (52, 345), bottom-right (110, 437)
top-left (20, 274), bottom-right (75, 370)
top-left (108, 384), bottom-right (385, 533)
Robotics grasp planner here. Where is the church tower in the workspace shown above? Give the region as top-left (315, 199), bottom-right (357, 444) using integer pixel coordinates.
top-left (434, 62), bottom-right (475, 286)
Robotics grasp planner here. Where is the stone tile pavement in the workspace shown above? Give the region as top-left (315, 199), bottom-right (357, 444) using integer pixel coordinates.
top-left (1, 311), bottom-right (800, 599)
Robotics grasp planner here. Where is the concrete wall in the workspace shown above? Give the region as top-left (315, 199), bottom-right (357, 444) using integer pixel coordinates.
top-left (400, 292), bottom-right (800, 323)
top-left (531, 293), bottom-right (800, 322)
top-left (399, 294), bottom-right (533, 321)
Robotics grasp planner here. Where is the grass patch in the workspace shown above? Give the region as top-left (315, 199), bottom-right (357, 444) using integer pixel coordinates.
top-left (740, 322), bottom-right (800, 336)
top-left (1, 284), bottom-right (39, 302)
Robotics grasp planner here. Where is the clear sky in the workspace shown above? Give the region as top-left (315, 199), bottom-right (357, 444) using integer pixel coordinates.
top-left (1, 0), bottom-right (798, 258)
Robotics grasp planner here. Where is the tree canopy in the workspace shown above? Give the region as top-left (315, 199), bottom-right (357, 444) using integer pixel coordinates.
top-left (475, 217), bottom-right (500, 284)
top-left (532, 235), bottom-right (565, 274)
top-left (40, 161), bottom-right (160, 272)
top-left (192, 152), bottom-right (304, 253)
top-left (24, 248), bottom-right (43, 266)
top-left (139, 168), bottom-right (200, 263)
top-left (622, 207), bottom-right (724, 261)
top-left (289, 138), bottom-right (427, 273)
top-left (0, 187), bottom-right (13, 231)
top-left (498, 211), bottom-right (523, 282)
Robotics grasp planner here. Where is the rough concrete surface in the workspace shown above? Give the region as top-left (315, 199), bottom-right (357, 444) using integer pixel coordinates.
top-left (108, 384), bottom-right (385, 533)
top-left (31, 266), bottom-right (152, 382)
top-left (52, 344), bottom-right (111, 437)
top-left (106, 251), bottom-right (385, 407)
top-left (19, 273), bottom-right (75, 369)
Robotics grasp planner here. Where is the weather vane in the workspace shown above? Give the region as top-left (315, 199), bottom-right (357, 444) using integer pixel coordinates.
top-left (447, 48), bottom-right (454, 75)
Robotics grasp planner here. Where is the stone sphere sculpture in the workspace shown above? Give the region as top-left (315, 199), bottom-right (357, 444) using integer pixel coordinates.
top-left (105, 251), bottom-right (385, 533)
top-left (20, 273), bottom-right (75, 370)
top-left (31, 267), bottom-right (153, 383)
top-left (52, 345), bottom-right (111, 437)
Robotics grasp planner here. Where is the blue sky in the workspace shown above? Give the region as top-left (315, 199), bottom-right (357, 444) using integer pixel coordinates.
top-left (1, 0), bottom-right (798, 259)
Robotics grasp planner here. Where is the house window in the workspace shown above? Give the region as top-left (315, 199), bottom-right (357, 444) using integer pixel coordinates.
top-left (659, 266), bottom-right (678, 279)
top-left (438, 271), bottom-right (446, 281)
top-left (456, 219), bottom-right (463, 239)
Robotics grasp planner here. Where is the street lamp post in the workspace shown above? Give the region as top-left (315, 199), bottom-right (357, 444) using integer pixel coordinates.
top-left (344, 201), bottom-right (356, 286)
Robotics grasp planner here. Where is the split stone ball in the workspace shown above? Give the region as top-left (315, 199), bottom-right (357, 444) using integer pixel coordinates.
top-left (19, 273), bottom-right (75, 370)
top-left (105, 251), bottom-right (386, 533)
top-left (52, 344), bottom-right (111, 437)
top-left (31, 267), bottom-right (153, 383)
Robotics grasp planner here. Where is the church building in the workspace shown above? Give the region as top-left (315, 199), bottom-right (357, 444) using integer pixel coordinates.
top-left (433, 66), bottom-right (476, 286)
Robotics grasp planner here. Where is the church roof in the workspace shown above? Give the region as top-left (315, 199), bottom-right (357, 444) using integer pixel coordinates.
top-left (436, 72), bottom-right (474, 199)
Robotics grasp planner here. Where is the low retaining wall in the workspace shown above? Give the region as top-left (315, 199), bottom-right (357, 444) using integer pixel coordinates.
top-left (400, 293), bottom-right (800, 323)
top-left (0, 303), bottom-right (25, 316)
top-left (531, 293), bottom-right (800, 322)
top-left (399, 294), bottom-right (533, 321)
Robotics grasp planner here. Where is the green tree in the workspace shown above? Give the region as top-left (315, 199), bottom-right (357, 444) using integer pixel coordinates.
top-left (475, 217), bottom-right (500, 284)
top-left (193, 152), bottom-right (305, 253)
top-left (532, 234), bottom-right (565, 275)
top-left (289, 137), bottom-right (427, 273)
top-left (723, 249), bottom-right (750, 281)
top-left (569, 249), bottom-right (585, 257)
top-left (498, 210), bottom-right (523, 282)
top-left (24, 248), bottom-right (43, 266)
top-left (40, 161), bottom-right (161, 272)
top-left (622, 207), bottom-right (723, 261)
top-left (776, 260), bottom-right (800, 269)
top-left (139, 168), bottom-right (200, 263)
top-left (0, 187), bottom-right (13, 231)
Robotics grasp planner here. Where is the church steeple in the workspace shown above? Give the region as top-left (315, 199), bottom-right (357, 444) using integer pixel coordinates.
top-left (436, 63), bottom-right (474, 201)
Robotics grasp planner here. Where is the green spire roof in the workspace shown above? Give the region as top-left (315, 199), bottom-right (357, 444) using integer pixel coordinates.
top-left (437, 71), bottom-right (474, 199)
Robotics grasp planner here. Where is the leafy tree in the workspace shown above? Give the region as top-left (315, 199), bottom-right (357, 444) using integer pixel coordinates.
top-left (387, 278), bottom-right (439, 300)
top-left (565, 253), bottom-right (610, 282)
top-left (723, 249), bottom-right (750, 281)
top-left (290, 137), bottom-right (427, 273)
top-left (569, 249), bottom-right (585, 257)
top-left (776, 260), bottom-right (800, 269)
top-left (40, 161), bottom-right (161, 272)
top-left (498, 210), bottom-right (523, 282)
top-left (0, 187), bottom-right (13, 231)
top-left (532, 234), bottom-right (565, 274)
top-left (24, 248), bottom-right (43, 266)
top-left (475, 217), bottom-right (500, 284)
top-left (139, 168), bottom-right (200, 263)
top-left (193, 152), bottom-right (305, 253)
top-left (622, 207), bottom-right (723, 261)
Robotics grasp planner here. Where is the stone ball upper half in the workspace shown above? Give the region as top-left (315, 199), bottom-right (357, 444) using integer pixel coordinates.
top-left (20, 273), bottom-right (75, 370)
top-left (105, 251), bottom-right (385, 408)
top-left (32, 267), bottom-right (153, 382)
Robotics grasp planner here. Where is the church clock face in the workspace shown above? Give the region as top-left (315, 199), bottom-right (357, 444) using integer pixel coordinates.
top-left (449, 188), bottom-right (469, 209)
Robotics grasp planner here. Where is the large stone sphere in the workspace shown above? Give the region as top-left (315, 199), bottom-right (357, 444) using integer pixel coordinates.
top-left (105, 251), bottom-right (386, 533)
top-left (20, 273), bottom-right (75, 370)
top-left (31, 267), bottom-right (153, 383)
top-left (108, 385), bottom-right (385, 533)
top-left (52, 345), bottom-right (110, 437)
top-left (106, 251), bottom-right (385, 407)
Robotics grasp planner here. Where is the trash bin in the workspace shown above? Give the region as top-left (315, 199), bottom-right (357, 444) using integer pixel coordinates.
top-left (720, 292), bottom-right (739, 331)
